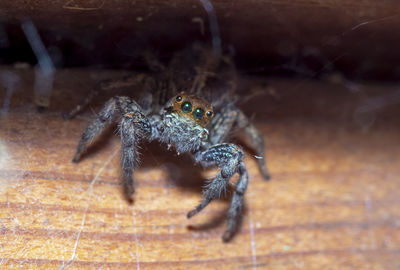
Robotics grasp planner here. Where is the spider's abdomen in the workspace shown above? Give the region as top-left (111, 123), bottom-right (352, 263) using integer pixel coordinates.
top-left (157, 113), bottom-right (208, 154)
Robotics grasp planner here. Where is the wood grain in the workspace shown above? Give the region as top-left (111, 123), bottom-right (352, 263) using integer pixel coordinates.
top-left (1, 67), bottom-right (400, 269)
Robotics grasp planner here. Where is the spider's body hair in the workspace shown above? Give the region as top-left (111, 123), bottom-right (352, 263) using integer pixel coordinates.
top-left (150, 112), bottom-right (208, 155)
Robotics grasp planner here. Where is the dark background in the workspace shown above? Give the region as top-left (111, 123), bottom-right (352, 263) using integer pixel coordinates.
top-left (1, 0), bottom-right (400, 81)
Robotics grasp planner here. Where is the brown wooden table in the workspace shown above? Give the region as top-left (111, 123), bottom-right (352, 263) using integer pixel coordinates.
top-left (0, 67), bottom-right (399, 269)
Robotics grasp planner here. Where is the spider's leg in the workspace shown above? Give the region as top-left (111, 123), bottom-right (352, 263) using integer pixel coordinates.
top-left (236, 110), bottom-right (270, 180)
top-left (209, 106), bottom-right (270, 180)
top-left (188, 143), bottom-right (248, 242)
top-left (209, 105), bottom-right (238, 145)
top-left (119, 110), bottom-right (151, 200)
top-left (144, 50), bottom-right (166, 72)
top-left (63, 74), bottom-right (147, 120)
top-left (223, 161), bottom-right (248, 242)
top-left (72, 96), bottom-right (144, 162)
top-left (73, 96), bottom-right (151, 200)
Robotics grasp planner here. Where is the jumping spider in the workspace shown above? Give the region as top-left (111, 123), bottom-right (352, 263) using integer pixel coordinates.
top-left (65, 45), bottom-right (270, 242)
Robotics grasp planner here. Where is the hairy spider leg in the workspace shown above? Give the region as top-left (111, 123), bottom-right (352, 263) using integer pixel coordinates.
top-left (119, 110), bottom-right (151, 200)
top-left (236, 110), bottom-right (270, 180)
top-left (188, 143), bottom-right (248, 242)
top-left (72, 96), bottom-right (151, 200)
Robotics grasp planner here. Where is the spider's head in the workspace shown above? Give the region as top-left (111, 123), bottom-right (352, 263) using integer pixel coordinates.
top-left (171, 92), bottom-right (214, 127)
top-left (160, 92), bottom-right (213, 153)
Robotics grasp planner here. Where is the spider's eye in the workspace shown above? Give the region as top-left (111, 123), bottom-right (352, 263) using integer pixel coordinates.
top-left (193, 108), bottom-right (204, 119)
top-left (176, 96), bottom-right (183, 102)
top-left (181, 101), bottom-right (192, 113)
top-left (206, 111), bottom-right (213, 118)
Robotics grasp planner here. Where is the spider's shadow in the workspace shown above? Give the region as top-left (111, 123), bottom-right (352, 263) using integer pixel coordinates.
top-left (139, 140), bottom-right (206, 193)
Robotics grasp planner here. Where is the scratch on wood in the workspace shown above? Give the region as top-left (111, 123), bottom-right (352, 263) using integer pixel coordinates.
top-left (248, 201), bottom-right (257, 270)
top-left (132, 210), bottom-right (141, 270)
top-left (63, 0), bottom-right (105, 10)
top-left (60, 149), bottom-right (119, 269)
top-left (342, 14), bottom-right (399, 35)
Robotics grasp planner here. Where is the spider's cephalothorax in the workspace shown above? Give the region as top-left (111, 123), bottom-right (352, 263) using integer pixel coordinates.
top-left (66, 45), bottom-right (270, 242)
top-left (153, 93), bottom-right (213, 154)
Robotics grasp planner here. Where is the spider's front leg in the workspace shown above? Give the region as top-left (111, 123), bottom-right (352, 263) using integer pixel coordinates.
top-left (72, 96), bottom-right (151, 200)
top-left (188, 143), bottom-right (248, 242)
top-left (119, 111), bottom-right (151, 200)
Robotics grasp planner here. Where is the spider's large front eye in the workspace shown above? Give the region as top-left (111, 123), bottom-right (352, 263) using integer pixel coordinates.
top-left (181, 101), bottom-right (192, 113)
top-left (193, 108), bottom-right (204, 119)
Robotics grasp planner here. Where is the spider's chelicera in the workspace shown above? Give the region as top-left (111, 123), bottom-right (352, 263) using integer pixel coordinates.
top-left (67, 47), bottom-right (270, 242)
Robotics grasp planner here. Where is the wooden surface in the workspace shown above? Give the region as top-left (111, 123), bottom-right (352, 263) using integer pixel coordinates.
top-left (1, 67), bottom-right (400, 269)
